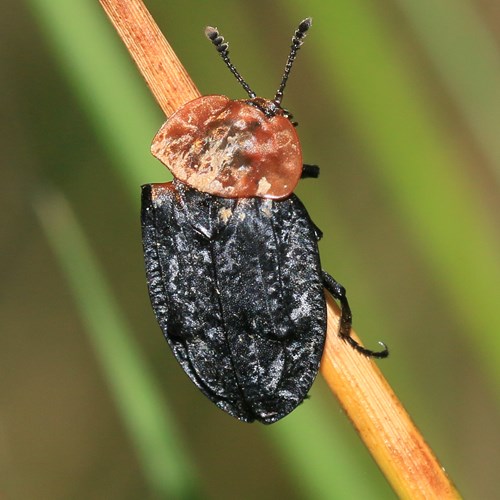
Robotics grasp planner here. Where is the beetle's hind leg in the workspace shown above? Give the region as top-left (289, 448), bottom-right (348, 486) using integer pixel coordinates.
top-left (301, 164), bottom-right (320, 179)
top-left (322, 271), bottom-right (389, 358)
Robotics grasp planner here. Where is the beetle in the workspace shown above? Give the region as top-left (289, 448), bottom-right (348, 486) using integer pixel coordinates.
top-left (141, 18), bottom-right (388, 424)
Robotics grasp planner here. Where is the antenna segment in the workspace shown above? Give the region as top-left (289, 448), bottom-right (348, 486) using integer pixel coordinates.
top-left (274, 18), bottom-right (312, 106)
top-left (205, 26), bottom-right (257, 99)
top-left (205, 18), bottom-right (312, 108)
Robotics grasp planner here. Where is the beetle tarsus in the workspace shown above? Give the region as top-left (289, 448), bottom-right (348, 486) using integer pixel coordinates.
top-left (312, 223), bottom-right (323, 241)
top-left (322, 271), bottom-right (389, 358)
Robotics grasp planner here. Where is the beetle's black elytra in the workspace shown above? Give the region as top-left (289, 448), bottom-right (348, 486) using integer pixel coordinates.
top-left (141, 18), bottom-right (388, 424)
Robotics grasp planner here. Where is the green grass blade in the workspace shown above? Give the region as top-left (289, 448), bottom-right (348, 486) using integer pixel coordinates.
top-left (27, 0), bottom-right (167, 199)
top-left (394, 0), bottom-right (500, 182)
top-left (265, 396), bottom-right (395, 499)
top-left (34, 189), bottom-right (197, 499)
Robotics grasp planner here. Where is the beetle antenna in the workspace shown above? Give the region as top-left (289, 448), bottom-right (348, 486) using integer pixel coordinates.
top-left (205, 26), bottom-right (257, 99)
top-left (273, 17), bottom-right (312, 106)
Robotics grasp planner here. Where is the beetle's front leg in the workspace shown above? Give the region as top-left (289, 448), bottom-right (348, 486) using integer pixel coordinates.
top-left (301, 163), bottom-right (320, 179)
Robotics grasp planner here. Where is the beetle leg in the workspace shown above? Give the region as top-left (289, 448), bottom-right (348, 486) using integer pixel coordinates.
top-left (312, 223), bottom-right (323, 241)
top-left (301, 164), bottom-right (320, 179)
top-left (322, 271), bottom-right (389, 358)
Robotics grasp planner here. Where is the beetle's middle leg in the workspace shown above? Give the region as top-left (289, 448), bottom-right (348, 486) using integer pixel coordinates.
top-left (322, 271), bottom-right (389, 358)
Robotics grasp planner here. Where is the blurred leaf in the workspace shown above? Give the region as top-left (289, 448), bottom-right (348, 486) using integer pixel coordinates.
top-left (265, 396), bottom-right (396, 499)
top-left (34, 188), bottom-right (198, 499)
top-left (27, 0), bottom-right (167, 199)
top-left (395, 0), bottom-right (500, 182)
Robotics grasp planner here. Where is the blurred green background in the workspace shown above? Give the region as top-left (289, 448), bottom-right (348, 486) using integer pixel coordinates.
top-left (2, 0), bottom-right (500, 498)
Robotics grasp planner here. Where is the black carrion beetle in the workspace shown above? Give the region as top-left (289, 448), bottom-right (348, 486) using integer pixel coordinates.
top-left (141, 18), bottom-right (388, 424)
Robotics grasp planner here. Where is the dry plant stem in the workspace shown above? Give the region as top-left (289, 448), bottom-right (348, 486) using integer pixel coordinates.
top-left (323, 295), bottom-right (460, 499)
top-left (99, 0), bottom-right (200, 116)
top-left (99, 0), bottom-right (460, 497)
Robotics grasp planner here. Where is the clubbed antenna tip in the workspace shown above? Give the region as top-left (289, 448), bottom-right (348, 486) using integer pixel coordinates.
top-left (204, 26), bottom-right (228, 53)
top-left (204, 26), bottom-right (217, 39)
top-left (204, 25), bottom-right (256, 98)
top-left (299, 17), bottom-right (313, 33)
top-left (274, 17), bottom-right (313, 106)
top-left (205, 18), bottom-right (313, 107)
